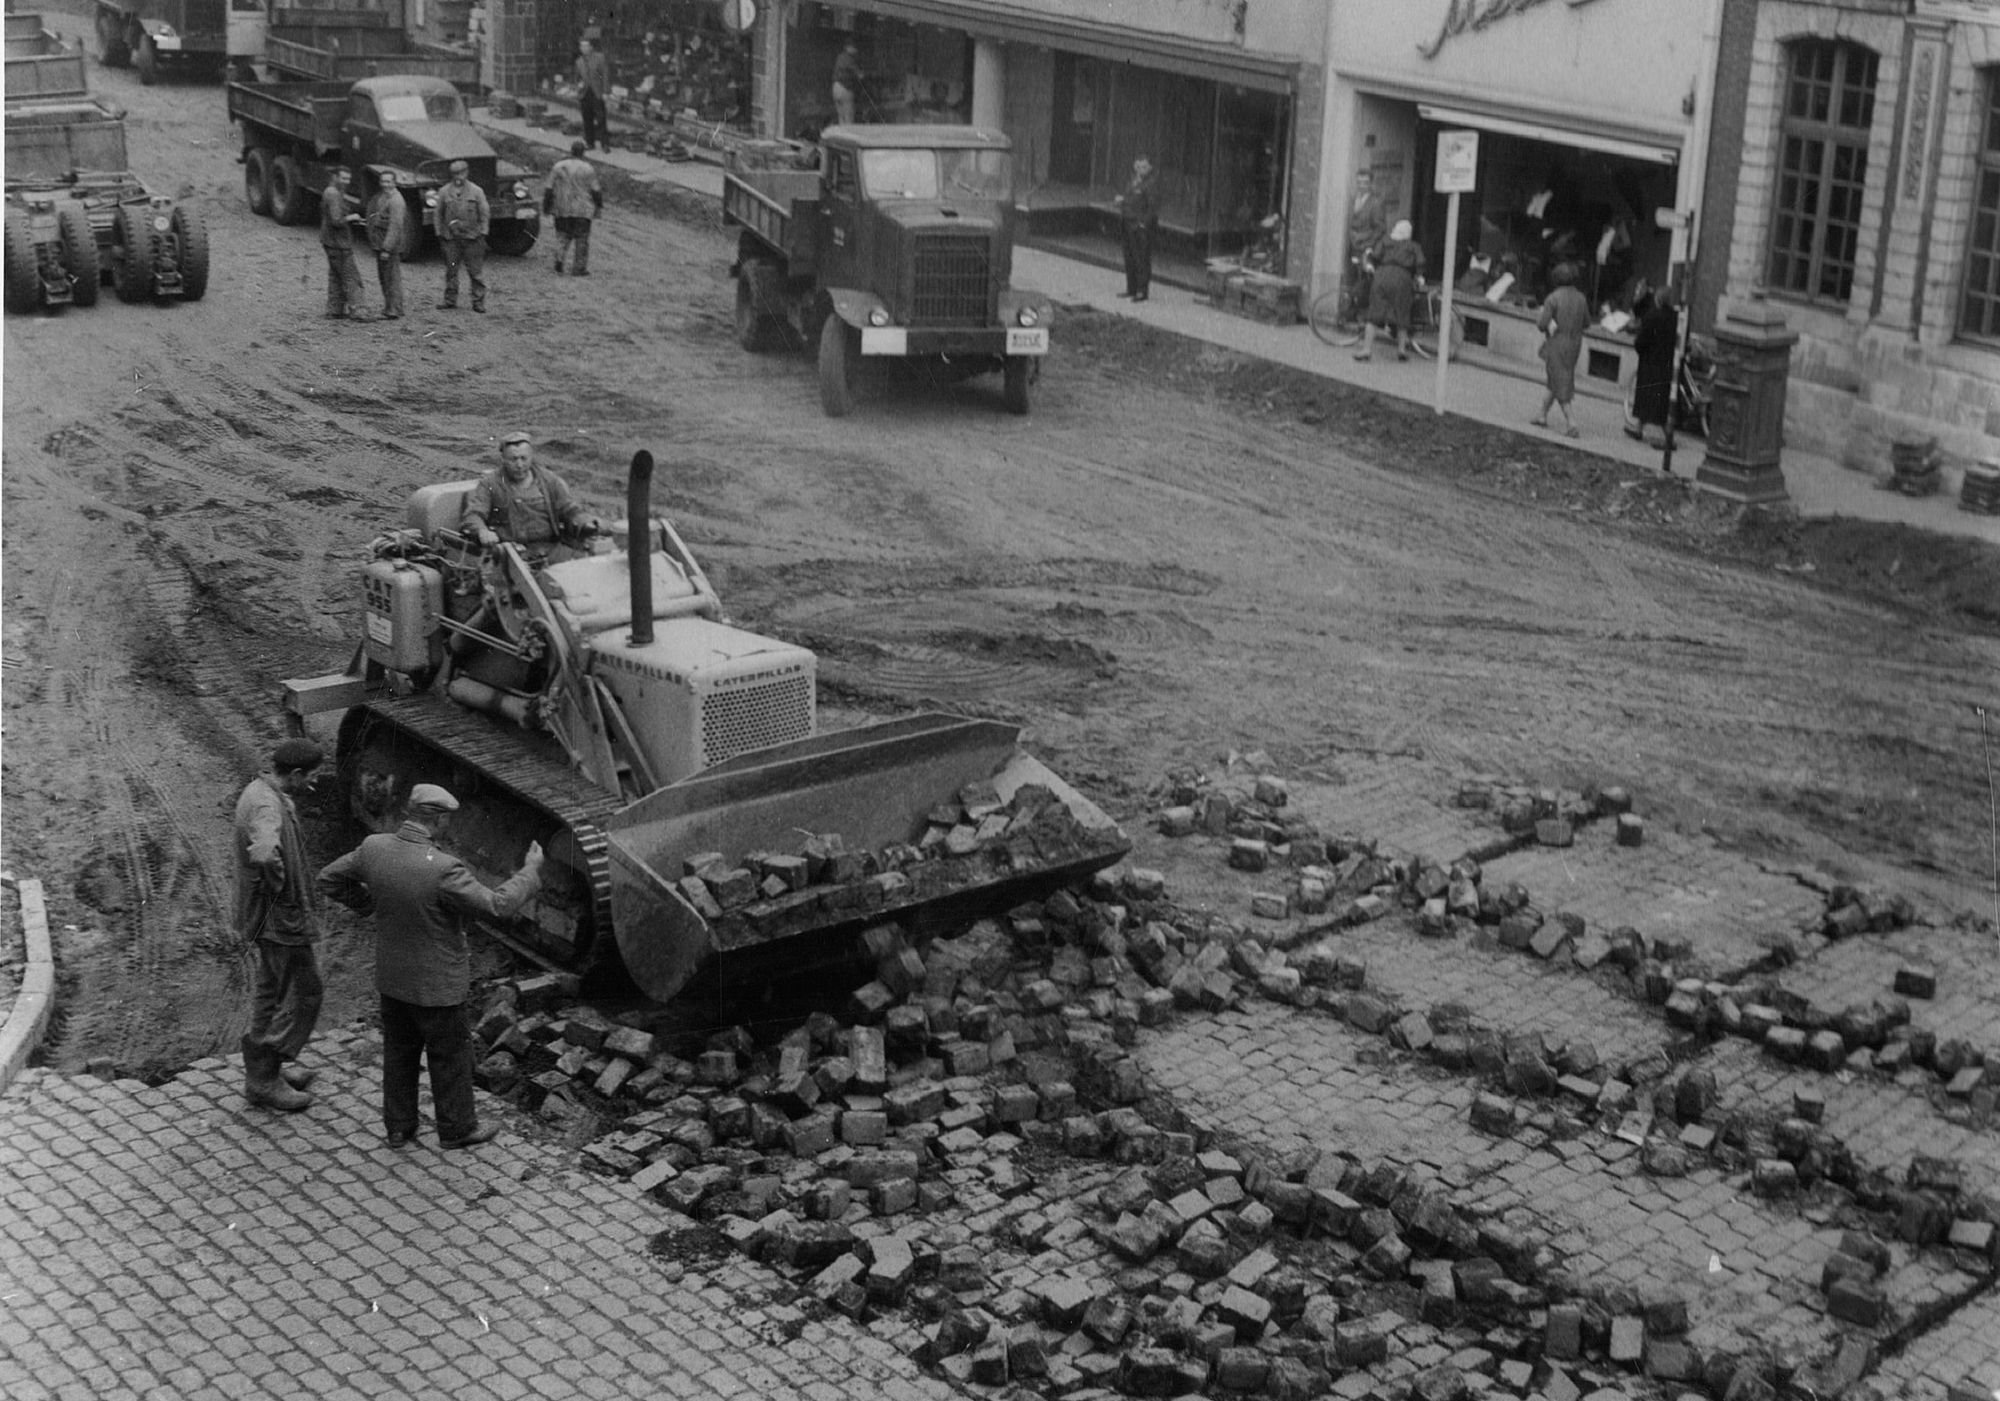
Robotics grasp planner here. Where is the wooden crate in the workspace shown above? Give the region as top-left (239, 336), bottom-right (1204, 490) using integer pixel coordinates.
top-left (1236, 273), bottom-right (1301, 325)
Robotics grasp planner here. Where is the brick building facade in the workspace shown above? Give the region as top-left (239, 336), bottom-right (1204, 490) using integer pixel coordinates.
top-left (1717, 0), bottom-right (2000, 471)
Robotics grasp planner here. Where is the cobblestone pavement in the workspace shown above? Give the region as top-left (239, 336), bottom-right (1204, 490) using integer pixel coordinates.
top-left (0, 1030), bottom-right (959, 1401)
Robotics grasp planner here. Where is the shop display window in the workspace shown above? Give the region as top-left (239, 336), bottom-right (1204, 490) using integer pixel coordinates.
top-left (556, 2), bottom-right (753, 130)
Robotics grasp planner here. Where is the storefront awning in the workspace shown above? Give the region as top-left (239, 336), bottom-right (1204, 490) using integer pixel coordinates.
top-left (850, 0), bottom-right (1298, 94)
top-left (1417, 103), bottom-right (1680, 166)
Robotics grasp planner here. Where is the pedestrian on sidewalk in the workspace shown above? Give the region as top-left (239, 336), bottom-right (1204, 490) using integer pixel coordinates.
top-left (1533, 261), bottom-right (1589, 437)
top-left (1114, 155), bottom-right (1158, 302)
top-left (1355, 219), bottom-right (1420, 362)
top-left (544, 141), bottom-right (603, 276)
top-left (436, 160), bottom-right (490, 313)
top-left (319, 166), bottom-right (369, 320)
top-left (575, 38), bottom-right (610, 153)
top-left (364, 168), bottom-right (408, 319)
top-left (234, 738), bottom-right (328, 1113)
top-left (1626, 285), bottom-right (1677, 446)
top-left (317, 785), bottom-right (543, 1149)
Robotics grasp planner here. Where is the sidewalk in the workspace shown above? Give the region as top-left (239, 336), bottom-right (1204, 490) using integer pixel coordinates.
top-left (476, 107), bottom-right (1999, 548)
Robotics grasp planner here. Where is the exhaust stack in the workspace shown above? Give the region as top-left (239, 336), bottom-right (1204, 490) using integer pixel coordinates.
top-left (627, 450), bottom-right (654, 647)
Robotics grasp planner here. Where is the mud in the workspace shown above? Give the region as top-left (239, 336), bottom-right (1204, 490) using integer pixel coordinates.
top-left (3, 43), bottom-right (1996, 1078)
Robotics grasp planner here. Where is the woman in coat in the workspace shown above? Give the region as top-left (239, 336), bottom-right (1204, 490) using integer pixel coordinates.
top-left (1532, 261), bottom-right (1590, 436)
top-left (1626, 286), bottom-right (1678, 444)
top-left (1356, 219), bottom-right (1421, 361)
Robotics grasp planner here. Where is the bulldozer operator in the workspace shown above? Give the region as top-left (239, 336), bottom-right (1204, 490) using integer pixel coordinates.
top-left (461, 431), bottom-right (601, 559)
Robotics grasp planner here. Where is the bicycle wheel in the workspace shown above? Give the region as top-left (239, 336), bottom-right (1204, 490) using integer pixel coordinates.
top-left (1309, 288), bottom-right (1360, 347)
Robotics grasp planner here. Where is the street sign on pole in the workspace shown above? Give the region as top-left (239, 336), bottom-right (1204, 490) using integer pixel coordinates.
top-left (1432, 130), bottom-right (1477, 415)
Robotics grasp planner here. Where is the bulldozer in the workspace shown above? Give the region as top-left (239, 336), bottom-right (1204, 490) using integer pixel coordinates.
top-left (284, 452), bottom-right (1130, 1003)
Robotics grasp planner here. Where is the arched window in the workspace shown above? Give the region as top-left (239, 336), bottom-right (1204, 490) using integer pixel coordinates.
top-left (1766, 40), bottom-right (1878, 304)
top-left (1960, 69), bottom-right (2000, 342)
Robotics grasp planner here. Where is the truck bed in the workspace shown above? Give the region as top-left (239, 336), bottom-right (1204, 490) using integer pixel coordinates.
top-left (264, 25), bottom-right (476, 87)
top-left (225, 78), bottom-right (348, 153)
top-left (5, 97), bottom-right (129, 182)
top-left (5, 23), bottom-right (88, 101)
top-left (722, 167), bottom-right (820, 264)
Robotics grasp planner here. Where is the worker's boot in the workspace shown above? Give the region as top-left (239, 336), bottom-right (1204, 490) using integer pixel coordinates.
top-left (242, 1037), bottom-right (312, 1112)
top-left (279, 1060), bottom-right (318, 1091)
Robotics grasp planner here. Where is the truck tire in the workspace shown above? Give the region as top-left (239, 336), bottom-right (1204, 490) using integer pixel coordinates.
top-left (818, 314), bottom-right (857, 418)
top-left (58, 204), bottom-right (100, 308)
top-left (113, 202), bottom-right (156, 302)
top-left (1002, 357), bottom-right (1032, 416)
top-left (735, 271), bottom-right (781, 352)
top-left (244, 147), bottom-right (273, 217)
top-left (269, 155), bottom-right (309, 227)
top-left (5, 211), bottom-right (41, 313)
top-left (487, 222), bottom-right (537, 256)
top-left (135, 34), bottom-right (158, 84)
top-left (97, 12), bottom-right (130, 67)
top-left (173, 205), bottom-right (209, 301)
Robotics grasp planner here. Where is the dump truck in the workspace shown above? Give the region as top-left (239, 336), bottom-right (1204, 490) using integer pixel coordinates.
top-left (725, 126), bottom-right (1052, 418)
top-left (226, 0), bottom-right (469, 85)
top-left (95, 0), bottom-right (226, 83)
top-left (282, 453), bottom-right (1129, 1003)
top-left (228, 73), bottom-right (540, 254)
top-left (6, 13), bottom-right (89, 102)
top-left (5, 95), bottom-right (209, 311)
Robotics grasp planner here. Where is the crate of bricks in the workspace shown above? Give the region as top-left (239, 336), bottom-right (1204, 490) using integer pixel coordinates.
top-left (1961, 459), bottom-right (2000, 516)
top-left (1236, 271), bottom-right (1302, 325)
top-left (1890, 435), bottom-right (1942, 497)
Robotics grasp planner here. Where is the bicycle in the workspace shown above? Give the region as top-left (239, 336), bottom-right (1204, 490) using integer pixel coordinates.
top-left (1406, 283), bottom-right (1465, 361)
top-left (1308, 257), bottom-right (1370, 347)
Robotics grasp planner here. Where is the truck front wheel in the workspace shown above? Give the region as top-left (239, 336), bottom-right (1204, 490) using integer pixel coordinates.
top-left (1003, 357), bottom-right (1033, 416)
top-left (97, 13), bottom-right (130, 66)
top-left (113, 202), bottom-right (156, 302)
top-left (735, 272), bottom-right (781, 352)
top-left (5, 211), bottom-right (41, 313)
top-left (817, 314), bottom-right (857, 418)
top-left (488, 222), bottom-right (537, 256)
top-left (135, 34), bottom-right (158, 84)
top-left (173, 205), bottom-right (209, 301)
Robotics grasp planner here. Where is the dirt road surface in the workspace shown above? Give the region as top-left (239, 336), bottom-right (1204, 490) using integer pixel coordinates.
top-left (4, 55), bottom-right (1996, 1088)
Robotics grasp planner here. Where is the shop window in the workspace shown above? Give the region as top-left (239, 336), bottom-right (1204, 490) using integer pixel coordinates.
top-left (1765, 40), bottom-right (1878, 304)
top-left (1958, 68), bottom-right (2000, 342)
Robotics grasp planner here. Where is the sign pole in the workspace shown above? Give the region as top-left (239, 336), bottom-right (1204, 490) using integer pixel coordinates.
top-left (1434, 189), bottom-right (1459, 417)
top-left (1430, 129), bottom-right (1478, 417)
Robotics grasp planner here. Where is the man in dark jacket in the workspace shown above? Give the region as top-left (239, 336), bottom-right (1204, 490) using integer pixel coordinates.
top-left (575, 38), bottom-right (610, 153)
top-left (1115, 155), bottom-right (1158, 302)
top-left (460, 430), bottom-right (597, 554)
top-left (235, 738), bottom-right (327, 1112)
top-left (317, 784), bottom-right (543, 1148)
top-left (436, 159), bottom-right (490, 312)
top-left (320, 166), bottom-right (369, 319)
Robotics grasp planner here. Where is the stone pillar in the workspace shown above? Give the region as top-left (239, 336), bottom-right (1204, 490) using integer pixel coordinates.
top-left (971, 38), bottom-right (1004, 131)
top-left (1696, 299), bottom-right (1799, 506)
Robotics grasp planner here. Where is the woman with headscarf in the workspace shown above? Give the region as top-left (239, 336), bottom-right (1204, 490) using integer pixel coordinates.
top-left (1532, 261), bottom-right (1590, 436)
top-left (1626, 284), bottom-right (1678, 445)
top-left (1355, 218), bottom-right (1421, 362)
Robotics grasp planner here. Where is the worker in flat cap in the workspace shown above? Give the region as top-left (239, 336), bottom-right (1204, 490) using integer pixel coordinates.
top-left (460, 430), bottom-right (598, 556)
top-left (435, 157), bottom-right (490, 312)
top-left (234, 737), bottom-right (328, 1112)
top-left (543, 140), bottom-right (603, 276)
top-left (318, 783), bottom-right (544, 1149)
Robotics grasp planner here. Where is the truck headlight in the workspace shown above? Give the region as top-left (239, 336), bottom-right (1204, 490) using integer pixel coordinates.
top-left (1017, 307), bottom-right (1039, 328)
top-left (513, 183), bottom-right (529, 201)
top-left (868, 307), bottom-right (890, 327)
top-left (424, 192), bottom-right (438, 207)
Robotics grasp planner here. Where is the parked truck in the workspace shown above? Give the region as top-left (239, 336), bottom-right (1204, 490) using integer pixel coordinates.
top-left (6, 12), bottom-right (89, 102)
top-left (282, 452), bottom-right (1129, 1001)
top-left (5, 95), bottom-right (209, 311)
top-left (227, 73), bottom-right (540, 254)
top-left (95, 0), bottom-right (227, 83)
top-left (226, 0), bottom-right (466, 84)
top-left (725, 126), bottom-right (1052, 417)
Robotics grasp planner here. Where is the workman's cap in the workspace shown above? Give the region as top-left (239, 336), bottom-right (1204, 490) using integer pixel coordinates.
top-left (500, 430), bottom-right (531, 447)
top-left (272, 738), bottom-right (324, 773)
top-left (448, 159), bottom-right (469, 174)
top-left (407, 784), bottom-right (460, 813)
top-left (570, 140), bottom-right (587, 156)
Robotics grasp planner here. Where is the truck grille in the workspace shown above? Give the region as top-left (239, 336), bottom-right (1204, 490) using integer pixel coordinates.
top-left (700, 672), bottom-right (814, 769)
top-left (911, 233), bottom-right (990, 326)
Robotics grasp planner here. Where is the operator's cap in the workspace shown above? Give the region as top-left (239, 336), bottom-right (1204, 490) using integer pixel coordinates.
top-left (500, 430), bottom-right (531, 447)
top-left (407, 783), bottom-right (460, 813)
top-left (272, 738), bottom-right (324, 773)
top-left (570, 140), bottom-right (587, 156)
top-left (448, 159), bottom-right (469, 174)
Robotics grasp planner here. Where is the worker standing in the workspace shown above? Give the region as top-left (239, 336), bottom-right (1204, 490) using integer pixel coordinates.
top-left (364, 168), bottom-right (408, 319)
top-left (575, 37), bottom-right (610, 153)
top-left (319, 165), bottom-right (369, 320)
top-left (831, 38), bottom-right (861, 126)
top-left (234, 738), bottom-right (328, 1113)
top-left (317, 784), bottom-right (544, 1149)
top-left (461, 431), bottom-right (596, 553)
top-left (435, 159), bottom-right (490, 313)
top-left (544, 141), bottom-right (603, 277)
top-left (1114, 154), bottom-right (1158, 302)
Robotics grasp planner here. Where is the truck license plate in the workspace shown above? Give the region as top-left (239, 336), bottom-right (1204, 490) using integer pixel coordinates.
top-left (1006, 327), bottom-right (1049, 355)
top-left (860, 327), bottom-right (908, 356)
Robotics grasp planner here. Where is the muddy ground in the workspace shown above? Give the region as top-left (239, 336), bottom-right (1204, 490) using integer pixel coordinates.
top-left (3, 51), bottom-right (1997, 1081)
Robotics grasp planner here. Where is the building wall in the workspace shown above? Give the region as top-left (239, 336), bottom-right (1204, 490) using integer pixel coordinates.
top-left (1727, 0), bottom-right (2000, 471)
top-left (1694, 0), bottom-right (1761, 337)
